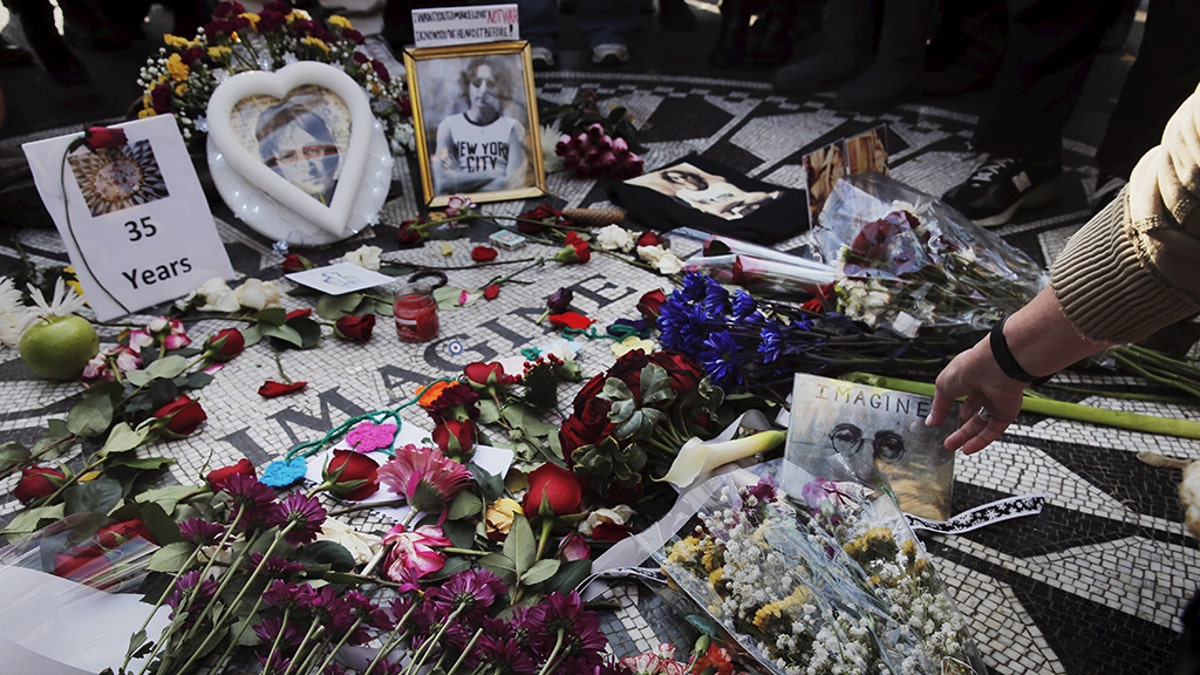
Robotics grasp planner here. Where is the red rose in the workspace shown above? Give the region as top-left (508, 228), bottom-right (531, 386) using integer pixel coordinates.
top-left (259, 380), bottom-right (308, 398)
top-left (335, 313), bottom-right (376, 343)
top-left (636, 289), bottom-right (667, 320)
top-left (205, 458), bottom-right (255, 491)
top-left (14, 465), bottom-right (66, 504)
top-left (636, 231), bottom-right (663, 248)
top-left (431, 419), bottom-right (476, 461)
top-left (53, 519), bottom-right (157, 585)
top-left (281, 253), bottom-right (314, 273)
top-left (397, 222), bottom-right (426, 246)
top-left (483, 284), bottom-right (500, 300)
top-left (285, 308), bottom-right (313, 321)
top-left (558, 412), bottom-right (605, 461)
top-left (592, 521), bottom-right (631, 541)
top-left (152, 395), bottom-right (207, 438)
top-left (323, 450), bottom-right (380, 500)
top-left (150, 83), bottom-right (173, 113)
top-left (83, 126), bottom-right (127, 151)
top-left (463, 361), bottom-right (513, 390)
top-left (649, 351), bottom-right (703, 393)
top-left (572, 373), bottom-right (607, 416)
top-left (524, 462), bottom-right (582, 517)
top-left (471, 246), bottom-right (498, 262)
top-left (516, 204), bottom-right (566, 234)
top-left (607, 350), bottom-right (651, 399)
top-left (204, 328), bottom-right (245, 362)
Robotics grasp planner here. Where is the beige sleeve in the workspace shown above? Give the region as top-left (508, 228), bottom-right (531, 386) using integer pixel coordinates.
top-left (1050, 86), bottom-right (1200, 344)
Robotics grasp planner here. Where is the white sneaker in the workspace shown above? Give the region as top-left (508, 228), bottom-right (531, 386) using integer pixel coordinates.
top-left (591, 43), bottom-right (630, 65)
top-left (531, 46), bottom-right (556, 70)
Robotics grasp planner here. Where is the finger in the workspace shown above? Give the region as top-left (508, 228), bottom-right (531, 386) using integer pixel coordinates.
top-left (926, 384), bottom-right (955, 428)
top-left (961, 417), bottom-right (1013, 454)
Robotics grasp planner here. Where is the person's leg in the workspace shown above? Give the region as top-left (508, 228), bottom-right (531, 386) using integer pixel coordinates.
top-left (836, 0), bottom-right (934, 110)
top-left (518, 0), bottom-right (562, 68)
top-left (8, 0), bottom-right (89, 84)
top-left (743, 0), bottom-right (801, 70)
top-left (922, 0), bottom-right (1006, 96)
top-left (942, 0), bottom-right (1122, 227)
top-left (771, 0), bottom-right (874, 94)
top-left (575, 0), bottom-right (640, 65)
top-left (1096, 0), bottom-right (1200, 183)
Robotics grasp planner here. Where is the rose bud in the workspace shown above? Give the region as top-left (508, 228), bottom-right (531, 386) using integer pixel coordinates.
top-left (471, 246), bottom-right (498, 262)
top-left (152, 395), bottom-right (208, 438)
top-left (205, 458), bottom-right (255, 491)
top-left (322, 449), bottom-right (380, 500)
top-left (335, 313), bottom-right (376, 343)
top-left (546, 287), bottom-right (573, 314)
top-left (14, 465), bottom-right (67, 504)
top-left (83, 125), bottom-right (127, 151)
top-left (557, 531), bottom-right (591, 562)
top-left (483, 284), bottom-right (500, 300)
top-left (637, 289), bottom-right (667, 319)
top-left (636, 231), bottom-right (663, 248)
top-left (524, 462), bottom-right (582, 518)
top-left (431, 419), bottom-right (475, 461)
top-left (281, 253), bottom-right (315, 273)
top-left (203, 327), bottom-right (245, 362)
top-left (285, 308), bottom-right (313, 321)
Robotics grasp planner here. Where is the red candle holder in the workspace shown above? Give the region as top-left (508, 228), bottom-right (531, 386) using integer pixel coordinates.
top-left (394, 283), bottom-right (439, 342)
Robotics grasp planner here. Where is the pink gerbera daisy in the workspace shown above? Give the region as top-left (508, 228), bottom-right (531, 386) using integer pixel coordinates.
top-left (377, 444), bottom-right (473, 513)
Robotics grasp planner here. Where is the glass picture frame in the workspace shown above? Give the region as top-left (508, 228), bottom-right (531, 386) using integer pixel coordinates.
top-left (403, 40), bottom-right (546, 207)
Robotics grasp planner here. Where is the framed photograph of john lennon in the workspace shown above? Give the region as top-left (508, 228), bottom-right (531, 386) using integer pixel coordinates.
top-left (404, 41), bottom-right (546, 208)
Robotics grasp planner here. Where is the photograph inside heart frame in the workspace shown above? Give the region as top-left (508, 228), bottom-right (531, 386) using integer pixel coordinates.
top-left (228, 84), bottom-right (351, 207)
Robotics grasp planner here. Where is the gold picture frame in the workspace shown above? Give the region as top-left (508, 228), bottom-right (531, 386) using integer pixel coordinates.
top-left (404, 41), bottom-right (546, 207)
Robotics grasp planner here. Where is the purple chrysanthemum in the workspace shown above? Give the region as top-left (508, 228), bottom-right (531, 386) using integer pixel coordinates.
top-left (346, 589), bottom-right (393, 631)
top-left (223, 473), bottom-right (277, 528)
top-left (272, 492), bottom-right (326, 545)
top-left (475, 634), bottom-right (538, 675)
top-left (247, 552), bottom-right (306, 580)
top-left (311, 585), bottom-right (355, 635)
top-left (261, 579), bottom-right (317, 611)
top-left (524, 591), bottom-right (608, 661)
top-left (166, 570), bottom-right (218, 613)
top-left (426, 568), bottom-right (509, 618)
top-left (178, 517), bottom-right (226, 546)
top-left (256, 651), bottom-right (292, 675)
top-left (252, 614), bottom-right (305, 648)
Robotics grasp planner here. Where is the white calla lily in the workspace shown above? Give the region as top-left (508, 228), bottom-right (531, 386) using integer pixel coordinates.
top-left (655, 430), bottom-right (785, 489)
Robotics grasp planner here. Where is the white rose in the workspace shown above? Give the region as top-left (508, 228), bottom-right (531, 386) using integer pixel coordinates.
top-left (343, 245), bottom-right (383, 271)
top-left (188, 278), bottom-right (240, 313)
top-left (317, 516), bottom-right (383, 565)
top-left (638, 245), bottom-right (684, 274)
top-left (234, 279), bottom-right (282, 310)
top-left (579, 505), bottom-right (636, 536)
top-left (595, 224), bottom-right (635, 252)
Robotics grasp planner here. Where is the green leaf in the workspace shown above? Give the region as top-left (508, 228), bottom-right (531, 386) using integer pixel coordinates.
top-left (184, 372), bottom-right (215, 389)
top-left (469, 462), bottom-right (505, 503)
top-left (241, 324), bottom-right (263, 348)
top-left (478, 552), bottom-right (517, 584)
top-left (447, 489), bottom-right (484, 521)
top-left (522, 365), bottom-right (560, 409)
top-left (640, 364), bottom-right (675, 407)
top-left (521, 558), bottom-right (560, 586)
top-left (145, 355), bottom-right (190, 380)
top-left (107, 454), bottom-right (174, 471)
top-left (100, 422), bottom-right (151, 457)
top-left (146, 377), bottom-right (181, 410)
top-left (111, 500), bottom-right (182, 544)
top-left (66, 395), bottom-right (113, 438)
top-left (256, 307), bottom-right (287, 326)
top-left (442, 518), bottom-right (477, 549)
top-left (477, 399), bottom-right (501, 425)
top-left (317, 293), bottom-right (365, 320)
top-left (432, 555), bottom-right (472, 580)
top-left (46, 417), bottom-right (71, 439)
top-left (373, 299), bottom-right (394, 317)
top-left (435, 285), bottom-right (466, 309)
top-left (544, 559), bottom-right (592, 595)
top-left (261, 323), bottom-right (303, 347)
top-left (602, 377), bottom-right (633, 402)
top-left (290, 317), bottom-right (323, 349)
top-left (296, 540), bottom-right (357, 572)
top-left (0, 441), bottom-right (30, 473)
top-left (63, 478), bottom-right (123, 516)
top-left (503, 514), bottom-right (536, 574)
top-left (148, 541), bottom-right (194, 573)
top-left (135, 484), bottom-right (201, 516)
top-left (1, 504), bottom-right (64, 540)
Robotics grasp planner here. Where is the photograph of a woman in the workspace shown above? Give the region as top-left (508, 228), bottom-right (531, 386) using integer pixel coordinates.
top-left (405, 43), bottom-right (544, 206)
top-left (629, 162), bottom-right (783, 220)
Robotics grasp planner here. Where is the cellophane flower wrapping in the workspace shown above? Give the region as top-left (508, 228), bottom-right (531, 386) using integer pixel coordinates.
top-left (814, 172), bottom-right (1048, 332)
top-left (649, 458), bottom-right (986, 674)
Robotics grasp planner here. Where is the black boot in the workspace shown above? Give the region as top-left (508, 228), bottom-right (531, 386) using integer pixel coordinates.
top-left (9, 0), bottom-right (90, 85)
top-left (709, 0), bottom-right (755, 69)
top-left (836, 0), bottom-right (934, 111)
top-left (743, 0), bottom-right (799, 70)
top-left (771, 0), bottom-right (872, 94)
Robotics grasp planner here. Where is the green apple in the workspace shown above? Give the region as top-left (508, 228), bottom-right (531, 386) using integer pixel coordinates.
top-left (19, 315), bottom-right (100, 381)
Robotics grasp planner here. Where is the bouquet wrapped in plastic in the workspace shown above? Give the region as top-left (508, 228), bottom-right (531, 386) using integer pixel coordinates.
top-left (648, 438), bottom-right (985, 673)
top-left (814, 173), bottom-right (1048, 333)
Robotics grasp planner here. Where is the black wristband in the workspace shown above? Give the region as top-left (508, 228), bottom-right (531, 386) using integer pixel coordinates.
top-left (989, 314), bottom-right (1054, 385)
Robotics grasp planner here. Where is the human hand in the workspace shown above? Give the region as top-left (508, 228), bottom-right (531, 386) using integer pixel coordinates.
top-left (925, 339), bottom-right (1028, 454)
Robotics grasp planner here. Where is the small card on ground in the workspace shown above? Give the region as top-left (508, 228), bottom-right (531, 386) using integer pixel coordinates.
top-left (285, 262), bottom-right (396, 295)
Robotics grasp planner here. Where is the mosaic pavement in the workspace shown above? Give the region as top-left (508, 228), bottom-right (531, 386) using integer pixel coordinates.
top-left (1, 68), bottom-right (1197, 674)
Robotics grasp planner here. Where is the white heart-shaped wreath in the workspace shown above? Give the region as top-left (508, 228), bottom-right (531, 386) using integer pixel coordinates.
top-left (206, 61), bottom-right (392, 246)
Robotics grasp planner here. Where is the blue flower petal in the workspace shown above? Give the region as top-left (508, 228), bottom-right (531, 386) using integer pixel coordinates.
top-left (260, 457), bottom-right (309, 488)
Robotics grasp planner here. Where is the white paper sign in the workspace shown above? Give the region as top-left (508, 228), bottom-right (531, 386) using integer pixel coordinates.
top-left (22, 115), bottom-right (235, 321)
top-left (286, 262), bottom-right (396, 296)
top-left (412, 4), bottom-right (519, 48)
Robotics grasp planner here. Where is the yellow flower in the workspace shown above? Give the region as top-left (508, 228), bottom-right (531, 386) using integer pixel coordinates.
top-left (708, 567), bottom-right (724, 587)
top-left (163, 34), bottom-right (193, 49)
top-left (485, 497), bottom-right (524, 538)
top-left (166, 53), bottom-right (189, 82)
top-left (208, 46), bottom-right (232, 60)
top-left (301, 36), bottom-right (330, 54)
top-left (287, 9), bottom-right (312, 22)
top-left (327, 15), bottom-right (353, 30)
top-left (63, 267), bottom-right (84, 297)
top-left (239, 12), bottom-right (260, 31)
top-left (174, 83), bottom-right (189, 96)
top-left (138, 108), bottom-right (157, 119)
